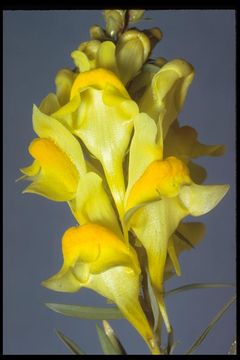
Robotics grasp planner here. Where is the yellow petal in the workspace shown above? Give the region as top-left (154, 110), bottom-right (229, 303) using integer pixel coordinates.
top-left (165, 222), bottom-right (205, 280)
top-left (42, 223), bottom-right (139, 289)
top-left (70, 68), bottom-right (129, 99)
top-left (69, 172), bottom-right (123, 239)
top-left (96, 41), bottom-right (119, 75)
top-left (167, 236), bottom-right (181, 276)
top-left (164, 122), bottom-right (225, 160)
top-left (129, 198), bottom-right (188, 333)
top-left (71, 50), bottom-right (90, 72)
top-left (139, 59), bottom-right (194, 137)
top-left (126, 156), bottom-right (192, 211)
top-left (126, 112), bottom-right (163, 201)
top-left (22, 137), bottom-right (79, 201)
top-left (116, 30), bottom-right (151, 85)
top-left (32, 105), bottom-right (86, 175)
top-left (42, 264), bottom-right (82, 292)
top-left (55, 68), bottom-right (76, 106)
top-left (39, 93), bottom-right (60, 115)
top-left (42, 223), bottom-right (160, 354)
top-left (20, 160), bottom-right (40, 177)
top-left (28, 138), bottom-right (79, 193)
top-left (70, 69), bottom-right (138, 218)
top-left (51, 93), bottom-right (81, 130)
top-left (179, 183), bottom-right (230, 216)
top-left (89, 268), bottom-right (160, 354)
top-left (128, 69), bottom-right (155, 103)
top-left (61, 224), bottom-right (139, 272)
top-left (78, 40), bottom-right (101, 58)
top-left (22, 173), bottom-right (75, 201)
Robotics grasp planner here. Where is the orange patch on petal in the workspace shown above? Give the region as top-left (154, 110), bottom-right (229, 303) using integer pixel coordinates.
top-left (126, 156), bottom-right (192, 210)
top-left (70, 68), bottom-right (129, 99)
top-left (29, 138), bottom-right (79, 193)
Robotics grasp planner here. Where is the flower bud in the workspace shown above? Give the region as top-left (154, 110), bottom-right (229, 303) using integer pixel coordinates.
top-left (116, 30), bottom-right (151, 84)
top-left (103, 10), bottom-right (125, 38)
top-left (143, 27), bottom-right (163, 50)
top-left (89, 25), bottom-right (107, 41)
top-left (72, 40), bottom-right (101, 72)
top-left (78, 40), bottom-right (101, 60)
top-left (154, 57), bottom-right (167, 67)
top-left (128, 10), bottom-right (145, 23)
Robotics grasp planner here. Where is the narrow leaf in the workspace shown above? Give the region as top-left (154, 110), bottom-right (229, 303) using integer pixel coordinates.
top-left (103, 320), bottom-right (127, 354)
top-left (55, 329), bottom-right (85, 355)
top-left (96, 324), bottom-right (122, 354)
top-left (46, 302), bottom-right (123, 319)
top-left (165, 283), bottom-right (235, 298)
top-left (185, 295), bottom-right (236, 354)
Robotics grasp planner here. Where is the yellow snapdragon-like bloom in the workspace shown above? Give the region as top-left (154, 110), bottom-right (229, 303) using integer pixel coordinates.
top-left (124, 112), bottom-right (229, 332)
top-left (42, 67), bottom-right (139, 220)
top-left (21, 106), bottom-right (122, 237)
top-left (42, 223), bottom-right (160, 354)
top-left (20, 105), bottom-right (86, 201)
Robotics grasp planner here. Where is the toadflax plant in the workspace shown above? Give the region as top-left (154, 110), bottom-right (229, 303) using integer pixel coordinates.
top-left (19, 9), bottom-right (235, 355)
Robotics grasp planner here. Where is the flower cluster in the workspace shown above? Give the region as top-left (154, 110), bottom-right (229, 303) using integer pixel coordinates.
top-left (20, 10), bottom-right (229, 354)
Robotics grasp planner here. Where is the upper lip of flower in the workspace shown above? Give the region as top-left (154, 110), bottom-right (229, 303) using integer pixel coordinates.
top-left (70, 67), bottom-right (130, 100)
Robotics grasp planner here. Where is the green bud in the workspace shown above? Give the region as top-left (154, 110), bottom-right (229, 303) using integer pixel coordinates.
top-left (154, 57), bottom-right (167, 67)
top-left (116, 30), bottom-right (151, 84)
top-left (78, 40), bottom-right (101, 60)
top-left (128, 10), bottom-right (145, 23)
top-left (103, 10), bottom-right (125, 38)
top-left (89, 25), bottom-right (107, 41)
top-left (143, 27), bottom-right (163, 50)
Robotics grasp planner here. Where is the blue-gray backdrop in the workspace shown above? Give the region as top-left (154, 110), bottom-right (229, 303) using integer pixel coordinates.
top-left (3, 9), bottom-right (236, 355)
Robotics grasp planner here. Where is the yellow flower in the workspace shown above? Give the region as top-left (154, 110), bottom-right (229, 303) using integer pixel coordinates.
top-left (164, 120), bottom-right (225, 184)
top-left (127, 58), bottom-right (195, 140)
top-left (20, 105), bottom-right (86, 201)
top-left (20, 106), bottom-right (122, 237)
top-left (47, 67), bottom-right (139, 220)
top-left (42, 223), bottom-right (160, 354)
top-left (20, 21), bottom-right (230, 350)
top-left (124, 112), bottom-right (229, 333)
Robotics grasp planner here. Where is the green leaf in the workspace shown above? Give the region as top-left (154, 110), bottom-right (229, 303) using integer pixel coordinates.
top-left (96, 324), bottom-right (123, 354)
top-left (46, 303), bottom-right (123, 320)
top-left (55, 329), bottom-right (85, 355)
top-left (228, 339), bottom-right (236, 355)
top-left (102, 320), bottom-right (127, 354)
top-left (185, 295), bottom-right (236, 355)
top-left (165, 283), bottom-right (235, 298)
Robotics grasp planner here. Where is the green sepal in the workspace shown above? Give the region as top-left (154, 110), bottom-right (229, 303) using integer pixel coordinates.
top-left (96, 323), bottom-right (123, 354)
top-left (55, 329), bottom-right (85, 355)
top-left (102, 320), bottom-right (127, 354)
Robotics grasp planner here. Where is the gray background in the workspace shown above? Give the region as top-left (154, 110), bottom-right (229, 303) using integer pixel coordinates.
top-left (3, 10), bottom-right (236, 355)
